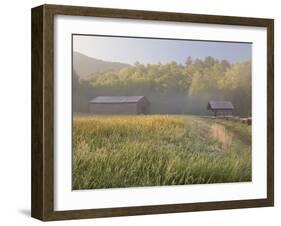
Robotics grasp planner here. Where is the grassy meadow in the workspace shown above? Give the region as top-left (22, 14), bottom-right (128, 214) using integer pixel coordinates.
top-left (72, 115), bottom-right (251, 190)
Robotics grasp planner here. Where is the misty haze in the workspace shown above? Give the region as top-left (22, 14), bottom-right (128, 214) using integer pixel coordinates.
top-left (72, 35), bottom-right (252, 190)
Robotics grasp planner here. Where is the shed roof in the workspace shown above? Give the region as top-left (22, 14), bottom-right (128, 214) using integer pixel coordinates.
top-left (207, 101), bottom-right (234, 110)
top-left (90, 96), bottom-right (147, 104)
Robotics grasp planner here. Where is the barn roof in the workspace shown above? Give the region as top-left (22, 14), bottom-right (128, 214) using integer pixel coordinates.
top-left (90, 96), bottom-right (147, 104)
top-left (207, 101), bottom-right (234, 110)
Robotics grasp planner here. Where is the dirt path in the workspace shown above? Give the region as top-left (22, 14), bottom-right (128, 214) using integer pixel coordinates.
top-left (214, 120), bottom-right (251, 146)
top-left (184, 116), bottom-right (246, 151)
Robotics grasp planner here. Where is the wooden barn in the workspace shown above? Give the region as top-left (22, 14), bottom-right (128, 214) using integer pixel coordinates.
top-left (207, 100), bottom-right (234, 116)
top-left (89, 96), bottom-right (150, 114)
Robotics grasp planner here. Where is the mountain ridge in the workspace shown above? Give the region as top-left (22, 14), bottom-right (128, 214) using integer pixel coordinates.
top-left (73, 51), bottom-right (131, 79)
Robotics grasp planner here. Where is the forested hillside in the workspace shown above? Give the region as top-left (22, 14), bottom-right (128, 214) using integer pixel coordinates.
top-left (73, 56), bottom-right (251, 116)
top-left (73, 52), bottom-right (130, 79)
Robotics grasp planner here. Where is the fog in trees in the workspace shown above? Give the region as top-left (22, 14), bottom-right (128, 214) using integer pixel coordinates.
top-left (73, 56), bottom-right (251, 117)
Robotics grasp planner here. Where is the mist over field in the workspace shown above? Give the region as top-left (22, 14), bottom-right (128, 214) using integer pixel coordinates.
top-left (73, 53), bottom-right (251, 117)
top-left (72, 36), bottom-right (252, 189)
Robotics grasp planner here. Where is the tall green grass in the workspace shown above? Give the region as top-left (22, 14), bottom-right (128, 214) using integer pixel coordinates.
top-left (73, 115), bottom-right (251, 189)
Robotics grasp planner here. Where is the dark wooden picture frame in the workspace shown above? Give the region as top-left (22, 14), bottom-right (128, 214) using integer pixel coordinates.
top-left (31, 4), bottom-right (274, 221)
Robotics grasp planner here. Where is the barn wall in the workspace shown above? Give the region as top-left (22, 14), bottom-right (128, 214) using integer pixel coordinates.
top-left (211, 109), bottom-right (233, 116)
top-left (136, 99), bottom-right (150, 114)
top-left (89, 103), bottom-right (138, 114)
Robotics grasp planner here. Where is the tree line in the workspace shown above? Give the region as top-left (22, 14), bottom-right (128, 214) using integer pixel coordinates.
top-left (73, 56), bottom-right (251, 116)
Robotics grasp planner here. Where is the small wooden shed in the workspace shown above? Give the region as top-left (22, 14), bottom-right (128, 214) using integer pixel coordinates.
top-left (89, 96), bottom-right (150, 114)
top-left (207, 100), bottom-right (234, 116)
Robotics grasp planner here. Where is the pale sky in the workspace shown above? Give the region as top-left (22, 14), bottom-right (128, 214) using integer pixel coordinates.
top-left (73, 34), bottom-right (252, 65)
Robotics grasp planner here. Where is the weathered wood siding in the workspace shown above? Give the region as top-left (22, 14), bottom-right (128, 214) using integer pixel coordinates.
top-left (136, 98), bottom-right (150, 114)
top-left (89, 103), bottom-right (138, 114)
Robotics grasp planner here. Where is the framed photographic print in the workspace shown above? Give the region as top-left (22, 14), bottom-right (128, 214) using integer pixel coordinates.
top-left (31, 4), bottom-right (274, 221)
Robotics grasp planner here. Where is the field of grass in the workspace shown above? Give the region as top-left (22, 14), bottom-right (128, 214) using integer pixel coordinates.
top-left (73, 115), bottom-right (251, 190)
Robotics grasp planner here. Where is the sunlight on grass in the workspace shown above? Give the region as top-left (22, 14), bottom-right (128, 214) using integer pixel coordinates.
top-left (72, 115), bottom-right (251, 189)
